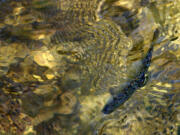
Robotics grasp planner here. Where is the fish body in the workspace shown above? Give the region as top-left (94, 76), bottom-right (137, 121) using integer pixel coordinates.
top-left (102, 41), bottom-right (154, 114)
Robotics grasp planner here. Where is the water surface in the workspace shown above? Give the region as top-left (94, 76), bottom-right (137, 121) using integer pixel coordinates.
top-left (0, 0), bottom-right (179, 135)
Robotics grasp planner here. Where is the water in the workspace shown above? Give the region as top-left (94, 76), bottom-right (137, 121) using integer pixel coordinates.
top-left (0, 0), bottom-right (179, 135)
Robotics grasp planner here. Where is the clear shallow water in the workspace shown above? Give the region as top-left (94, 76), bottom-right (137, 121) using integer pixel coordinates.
top-left (0, 0), bottom-right (179, 135)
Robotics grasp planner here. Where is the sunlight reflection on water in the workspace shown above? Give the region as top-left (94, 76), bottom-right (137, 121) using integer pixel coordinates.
top-left (0, 0), bottom-right (179, 135)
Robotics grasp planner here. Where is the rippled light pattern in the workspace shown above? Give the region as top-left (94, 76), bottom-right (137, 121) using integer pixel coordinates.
top-left (0, 0), bottom-right (179, 135)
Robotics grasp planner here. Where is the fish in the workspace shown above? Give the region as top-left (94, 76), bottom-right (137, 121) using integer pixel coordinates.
top-left (102, 29), bottom-right (159, 114)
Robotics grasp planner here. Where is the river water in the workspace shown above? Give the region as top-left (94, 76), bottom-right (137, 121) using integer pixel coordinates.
top-left (0, 0), bottom-right (179, 135)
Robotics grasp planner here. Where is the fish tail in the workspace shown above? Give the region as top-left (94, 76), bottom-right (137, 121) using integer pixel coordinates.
top-left (142, 28), bottom-right (159, 68)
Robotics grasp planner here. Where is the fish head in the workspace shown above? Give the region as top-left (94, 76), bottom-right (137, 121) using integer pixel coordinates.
top-left (102, 97), bottom-right (115, 114)
top-left (102, 93), bottom-right (127, 114)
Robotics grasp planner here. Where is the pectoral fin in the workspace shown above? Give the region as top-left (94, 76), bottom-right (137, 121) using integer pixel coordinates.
top-left (143, 71), bottom-right (151, 86)
top-left (109, 82), bottom-right (130, 97)
top-left (109, 87), bottom-right (116, 97)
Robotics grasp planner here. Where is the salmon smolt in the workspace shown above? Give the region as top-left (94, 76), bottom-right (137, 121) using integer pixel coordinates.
top-left (102, 30), bottom-right (159, 114)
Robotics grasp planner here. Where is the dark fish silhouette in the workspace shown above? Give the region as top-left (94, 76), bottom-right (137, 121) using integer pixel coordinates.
top-left (102, 45), bottom-right (153, 114)
top-left (102, 30), bottom-right (159, 114)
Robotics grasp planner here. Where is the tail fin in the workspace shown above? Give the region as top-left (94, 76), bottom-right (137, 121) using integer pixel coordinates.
top-left (142, 29), bottom-right (159, 68)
